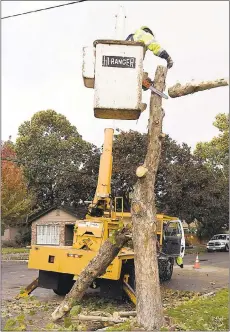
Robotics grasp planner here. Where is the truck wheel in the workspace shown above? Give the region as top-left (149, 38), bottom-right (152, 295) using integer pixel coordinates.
top-left (53, 287), bottom-right (70, 296)
top-left (158, 258), bottom-right (174, 282)
top-left (53, 274), bottom-right (75, 296)
top-left (225, 244), bottom-right (229, 252)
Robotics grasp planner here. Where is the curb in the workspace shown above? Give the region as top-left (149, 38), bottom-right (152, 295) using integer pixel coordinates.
top-left (174, 264), bottom-right (228, 272)
top-left (2, 260), bottom-right (29, 262)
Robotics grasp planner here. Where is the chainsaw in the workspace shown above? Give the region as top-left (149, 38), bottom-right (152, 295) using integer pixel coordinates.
top-left (142, 78), bottom-right (168, 99)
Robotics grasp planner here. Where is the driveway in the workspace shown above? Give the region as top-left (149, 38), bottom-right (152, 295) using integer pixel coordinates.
top-left (184, 250), bottom-right (229, 269)
top-left (167, 251), bottom-right (229, 292)
top-left (1, 251), bottom-right (228, 301)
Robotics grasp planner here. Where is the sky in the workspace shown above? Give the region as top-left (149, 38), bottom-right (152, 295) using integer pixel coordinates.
top-left (1, 1), bottom-right (229, 149)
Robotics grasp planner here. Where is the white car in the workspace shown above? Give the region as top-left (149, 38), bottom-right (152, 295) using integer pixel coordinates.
top-left (206, 234), bottom-right (229, 252)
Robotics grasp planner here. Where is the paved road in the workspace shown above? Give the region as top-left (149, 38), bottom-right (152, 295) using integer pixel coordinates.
top-left (1, 252), bottom-right (228, 301)
top-left (184, 251), bottom-right (229, 269)
top-left (167, 251), bottom-right (229, 292)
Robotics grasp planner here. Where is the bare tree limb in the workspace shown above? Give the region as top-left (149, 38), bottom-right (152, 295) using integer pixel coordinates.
top-left (71, 314), bottom-right (127, 323)
top-left (116, 311), bottom-right (137, 317)
top-left (168, 78), bottom-right (229, 98)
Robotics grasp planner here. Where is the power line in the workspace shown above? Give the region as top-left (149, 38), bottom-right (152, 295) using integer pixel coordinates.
top-left (1, 1), bottom-right (86, 20)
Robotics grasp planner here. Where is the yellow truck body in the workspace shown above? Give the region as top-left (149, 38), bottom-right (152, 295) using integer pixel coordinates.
top-left (28, 214), bottom-right (178, 281)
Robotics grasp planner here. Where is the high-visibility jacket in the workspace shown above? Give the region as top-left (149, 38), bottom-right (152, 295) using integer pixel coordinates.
top-left (127, 28), bottom-right (168, 60)
top-left (176, 256), bottom-right (183, 268)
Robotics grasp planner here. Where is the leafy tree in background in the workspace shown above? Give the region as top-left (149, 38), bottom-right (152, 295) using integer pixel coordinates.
top-left (112, 127), bottom-right (228, 237)
top-left (112, 130), bottom-right (146, 207)
top-left (195, 113), bottom-right (229, 173)
top-left (1, 140), bottom-right (33, 231)
top-left (14, 110), bottom-right (228, 238)
top-left (112, 130), bottom-right (201, 219)
top-left (194, 113), bottom-right (229, 237)
top-left (15, 110), bottom-right (98, 211)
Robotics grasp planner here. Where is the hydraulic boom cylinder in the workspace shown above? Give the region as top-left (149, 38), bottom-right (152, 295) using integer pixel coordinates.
top-left (92, 128), bottom-right (114, 209)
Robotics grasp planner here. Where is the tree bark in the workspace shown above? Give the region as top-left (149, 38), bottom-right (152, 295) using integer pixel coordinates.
top-left (168, 78), bottom-right (228, 98)
top-left (116, 311), bottom-right (137, 317)
top-left (131, 65), bottom-right (167, 330)
top-left (51, 227), bottom-right (129, 321)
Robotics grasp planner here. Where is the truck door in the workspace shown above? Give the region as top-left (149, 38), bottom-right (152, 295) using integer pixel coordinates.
top-left (162, 220), bottom-right (185, 257)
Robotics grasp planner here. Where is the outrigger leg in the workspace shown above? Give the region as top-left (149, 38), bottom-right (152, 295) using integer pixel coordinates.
top-left (16, 277), bottom-right (39, 299)
top-left (123, 274), bottom-right (136, 305)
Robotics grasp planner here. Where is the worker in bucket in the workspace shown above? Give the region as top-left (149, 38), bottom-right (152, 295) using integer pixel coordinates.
top-left (126, 26), bottom-right (173, 69)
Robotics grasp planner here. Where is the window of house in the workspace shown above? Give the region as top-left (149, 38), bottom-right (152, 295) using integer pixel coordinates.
top-left (36, 225), bottom-right (60, 245)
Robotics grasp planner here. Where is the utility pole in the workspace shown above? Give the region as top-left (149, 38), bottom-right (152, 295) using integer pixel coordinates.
top-left (114, 5), bottom-right (126, 40)
top-left (112, 5), bottom-right (126, 130)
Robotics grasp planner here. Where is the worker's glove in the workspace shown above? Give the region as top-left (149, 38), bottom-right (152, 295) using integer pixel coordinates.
top-left (167, 56), bottom-right (173, 69)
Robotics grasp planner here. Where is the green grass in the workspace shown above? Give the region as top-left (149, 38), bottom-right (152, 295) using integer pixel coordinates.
top-left (106, 321), bottom-right (132, 331)
top-left (1, 248), bottom-right (29, 254)
top-left (167, 288), bottom-right (229, 331)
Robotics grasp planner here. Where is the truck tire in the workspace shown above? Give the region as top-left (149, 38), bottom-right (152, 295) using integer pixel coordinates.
top-left (158, 258), bottom-right (174, 282)
top-left (53, 274), bottom-right (75, 296)
top-left (53, 287), bottom-right (70, 296)
top-left (225, 244), bottom-right (229, 252)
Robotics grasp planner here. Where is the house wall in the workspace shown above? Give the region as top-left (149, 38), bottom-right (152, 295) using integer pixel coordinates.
top-left (1, 227), bottom-right (20, 242)
top-left (31, 209), bottom-right (77, 246)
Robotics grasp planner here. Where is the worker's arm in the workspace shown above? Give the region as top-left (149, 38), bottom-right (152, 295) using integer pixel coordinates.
top-left (133, 29), bottom-right (173, 68)
top-left (147, 37), bottom-right (173, 69)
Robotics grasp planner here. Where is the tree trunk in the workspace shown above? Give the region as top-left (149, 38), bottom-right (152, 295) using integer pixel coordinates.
top-left (51, 227), bottom-right (129, 321)
top-left (168, 78), bottom-right (228, 98)
top-left (131, 65), bottom-right (167, 330)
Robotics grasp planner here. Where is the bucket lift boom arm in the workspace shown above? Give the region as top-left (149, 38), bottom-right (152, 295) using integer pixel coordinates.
top-left (89, 128), bottom-right (114, 216)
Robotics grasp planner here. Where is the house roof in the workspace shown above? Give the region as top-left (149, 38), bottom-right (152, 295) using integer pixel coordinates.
top-left (28, 205), bottom-right (87, 224)
top-left (182, 220), bottom-right (189, 228)
top-left (188, 221), bottom-right (197, 228)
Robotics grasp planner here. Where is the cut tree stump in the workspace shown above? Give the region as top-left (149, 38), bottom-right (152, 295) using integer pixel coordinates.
top-left (168, 78), bottom-right (229, 98)
top-left (51, 227), bottom-right (130, 321)
top-left (131, 65), bottom-right (167, 330)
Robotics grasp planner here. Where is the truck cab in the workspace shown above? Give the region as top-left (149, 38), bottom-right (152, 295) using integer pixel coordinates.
top-left (162, 219), bottom-right (185, 258)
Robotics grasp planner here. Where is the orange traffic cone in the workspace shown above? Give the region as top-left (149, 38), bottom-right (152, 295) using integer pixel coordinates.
top-left (193, 253), bottom-right (200, 269)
